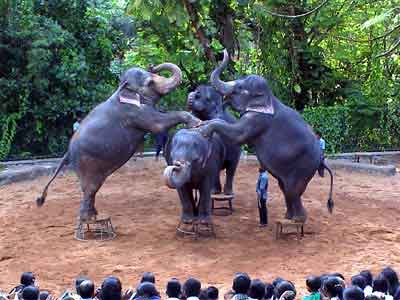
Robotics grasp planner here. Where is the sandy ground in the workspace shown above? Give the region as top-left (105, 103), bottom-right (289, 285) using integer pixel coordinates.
top-left (0, 159), bottom-right (399, 296)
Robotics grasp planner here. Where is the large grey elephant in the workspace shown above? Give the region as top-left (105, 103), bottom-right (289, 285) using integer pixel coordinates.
top-left (197, 50), bottom-right (334, 222)
top-left (36, 63), bottom-right (200, 220)
top-left (187, 85), bottom-right (241, 195)
top-left (163, 129), bottom-right (226, 227)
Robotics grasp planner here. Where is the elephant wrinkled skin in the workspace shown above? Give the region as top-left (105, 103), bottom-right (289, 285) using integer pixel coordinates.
top-left (36, 63), bottom-right (200, 221)
top-left (197, 50), bottom-right (334, 222)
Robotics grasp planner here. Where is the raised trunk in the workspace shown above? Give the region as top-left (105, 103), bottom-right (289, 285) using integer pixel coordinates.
top-left (150, 63), bottom-right (182, 95)
top-left (210, 49), bottom-right (236, 95)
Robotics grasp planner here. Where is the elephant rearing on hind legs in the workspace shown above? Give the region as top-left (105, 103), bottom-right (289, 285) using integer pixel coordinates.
top-left (196, 50), bottom-right (334, 222)
top-left (36, 63), bottom-right (200, 221)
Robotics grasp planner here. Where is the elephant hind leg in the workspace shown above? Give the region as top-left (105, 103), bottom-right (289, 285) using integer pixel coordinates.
top-left (283, 179), bottom-right (308, 222)
top-left (224, 161), bottom-right (237, 195)
top-left (78, 172), bottom-right (106, 221)
top-left (278, 179), bottom-right (294, 219)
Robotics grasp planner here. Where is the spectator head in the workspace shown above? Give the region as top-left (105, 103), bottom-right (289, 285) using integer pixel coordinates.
top-left (232, 273), bottom-right (251, 294)
top-left (315, 131), bottom-right (322, 139)
top-left (199, 289), bottom-right (208, 300)
top-left (249, 279), bottom-right (266, 300)
top-left (381, 267), bottom-right (399, 296)
top-left (21, 273), bottom-right (36, 287)
top-left (272, 278), bottom-right (285, 287)
top-left (372, 275), bottom-right (389, 293)
top-left (264, 283), bottom-right (274, 300)
top-left (183, 278), bottom-right (201, 298)
top-left (275, 281), bottom-right (296, 300)
top-left (351, 275), bottom-right (366, 290)
top-left (141, 272), bottom-right (156, 284)
top-left (80, 280), bottom-right (95, 299)
top-left (76, 276), bottom-right (90, 295)
top-left (343, 287), bottom-right (364, 300)
top-left (100, 276), bottom-right (122, 300)
top-left (166, 278), bottom-right (181, 298)
top-left (306, 276), bottom-right (322, 293)
top-left (322, 276), bottom-right (344, 300)
top-left (22, 287), bottom-right (39, 300)
top-left (39, 291), bottom-right (49, 300)
top-left (360, 271), bottom-right (373, 287)
top-left (330, 273), bottom-right (345, 281)
top-left (207, 287), bottom-right (219, 300)
top-left (137, 282), bottom-right (159, 298)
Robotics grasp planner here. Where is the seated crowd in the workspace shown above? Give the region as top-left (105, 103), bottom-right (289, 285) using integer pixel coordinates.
top-left (1, 267), bottom-right (399, 300)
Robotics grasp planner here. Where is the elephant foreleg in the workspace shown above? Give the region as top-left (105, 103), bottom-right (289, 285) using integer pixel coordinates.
top-left (177, 185), bottom-right (196, 224)
top-left (224, 161), bottom-right (237, 195)
top-left (198, 179), bottom-right (212, 224)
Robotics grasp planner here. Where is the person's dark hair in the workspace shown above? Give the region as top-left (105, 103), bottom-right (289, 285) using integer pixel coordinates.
top-left (39, 291), bottom-right (49, 300)
top-left (21, 273), bottom-right (35, 287)
top-left (80, 280), bottom-right (95, 299)
top-left (306, 276), bottom-right (322, 293)
top-left (360, 271), bottom-right (373, 287)
top-left (22, 286), bottom-right (39, 300)
top-left (351, 275), bottom-right (366, 290)
top-left (183, 278), bottom-right (201, 298)
top-left (381, 267), bottom-right (399, 296)
top-left (249, 279), bottom-right (265, 300)
top-left (137, 282), bottom-right (159, 298)
top-left (207, 286), bottom-right (219, 300)
top-left (373, 275), bottom-right (389, 293)
top-left (166, 279), bottom-right (181, 298)
top-left (264, 283), bottom-right (274, 300)
top-left (76, 276), bottom-right (90, 296)
top-left (330, 273), bottom-right (345, 281)
top-left (100, 276), bottom-right (122, 300)
top-left (232, 273), bottom-right (251, 294)
top-left (199, 289), bottom-right (208, 300)
top-left (272, 278), bottom-right (285, 287)
top-left (275, 281), bottom-right (296, 300)
top-left (322, 277), bottom-right (344, 300)
top-left (141, 272), bottom-right (156, 284)
top-left (343, 287), bottom-right (364, 300)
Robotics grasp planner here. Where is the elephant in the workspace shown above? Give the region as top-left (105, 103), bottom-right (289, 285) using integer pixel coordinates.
top-left (196, 50), bottom-right (334, 222)
top-left (163, 129), bottom-right (226, 227)
top-left (187, 85), bottom-right (241, 195)
top-left (36, 63), bottom-right (200, 221)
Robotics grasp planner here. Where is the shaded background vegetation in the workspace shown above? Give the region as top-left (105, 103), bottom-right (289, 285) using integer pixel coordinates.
top-left (1, 0), bottom-right (399, 159)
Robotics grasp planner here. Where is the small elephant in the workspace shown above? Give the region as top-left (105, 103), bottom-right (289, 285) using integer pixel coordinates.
top-left (36, 63), bottom-right (200, 221)
top-left (187, 85), bottom-right (241, 195)
top-left (163, 129), bottom-right (225, 226)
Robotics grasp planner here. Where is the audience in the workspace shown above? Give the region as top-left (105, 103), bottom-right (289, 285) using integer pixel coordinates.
top-left (183, 278), bottom-right (201, 300)
top-left (2, 267), bottom-right (400, 300)
top-left (165, 280), bottom-right (181, 300)
top-left (303, 276), bottom-right (321, 300)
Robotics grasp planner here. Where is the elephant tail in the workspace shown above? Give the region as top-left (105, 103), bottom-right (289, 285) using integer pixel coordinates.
top-left (323, 160), bottom-right (334, 213)
top-left (36, 152), bottom-right (70, 207)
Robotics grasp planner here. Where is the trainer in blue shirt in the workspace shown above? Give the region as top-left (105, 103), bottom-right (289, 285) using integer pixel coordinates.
top-left (256, 168), bottom-right (269, 227)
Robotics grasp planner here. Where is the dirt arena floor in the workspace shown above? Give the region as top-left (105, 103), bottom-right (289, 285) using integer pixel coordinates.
top-left (0, 159), bottom-right (399, 296)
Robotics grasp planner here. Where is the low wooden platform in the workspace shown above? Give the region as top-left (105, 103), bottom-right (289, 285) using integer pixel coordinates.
top-left (275, 219), bottom-right (305, 240)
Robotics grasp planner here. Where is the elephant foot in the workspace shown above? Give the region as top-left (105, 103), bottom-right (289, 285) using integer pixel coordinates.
top-left (292, 212), bottom-right (307, 223)
top-left (181, 215), bottom-right (195, 225)
top-left (198, 217), bottom-right (215, 237)
top-left (211, 189), bottom-right (222, 195)
top-left (285, 210), bottom-right (294, 220)
top-left (223, 188), bottom-right (234, 196)
top-left (79, 209), bottom-right (97, 222)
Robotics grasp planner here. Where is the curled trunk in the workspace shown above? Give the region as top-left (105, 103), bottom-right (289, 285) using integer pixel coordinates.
top-left (151, 63), bottom-right (182, 95)
top-left (163, 164), bottom-right (191, 189)
top-left (210, 49), bottom-right (236, 95)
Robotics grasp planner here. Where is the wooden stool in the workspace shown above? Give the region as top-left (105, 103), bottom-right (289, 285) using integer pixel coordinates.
top-left (275, 219), bottom-right (305, 240)
top-left (212, 194), bottom-right (234, 216)
top-left (75, 215), bottom-right (116, 241)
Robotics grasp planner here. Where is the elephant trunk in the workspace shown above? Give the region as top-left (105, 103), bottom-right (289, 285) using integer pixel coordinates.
top-left (163, 161), bottom-right (191, 189)
top-left (151, 63), bottom-right (182, 95)
top-left (210, 49), bottom-right (236, 96)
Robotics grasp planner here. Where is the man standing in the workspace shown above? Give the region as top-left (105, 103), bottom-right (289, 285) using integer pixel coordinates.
top-left (316, 130), bottom-right (326, 177)
top-left (73, 117), bottom-right (82, 132)
top-left (154, 130), bottom-right (168, 161)
top-left (256, 168), bottom-right (269, 227)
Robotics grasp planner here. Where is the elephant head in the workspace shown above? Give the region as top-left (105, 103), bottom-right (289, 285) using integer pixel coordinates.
top-left (163, 129), bottom-right (212, 189)
top-left (210, 49), bottom-right (274, 115)
top-left (187, 85), bottom-right (224, 121)
top-left (118, 63), bottom-right (182, 105)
